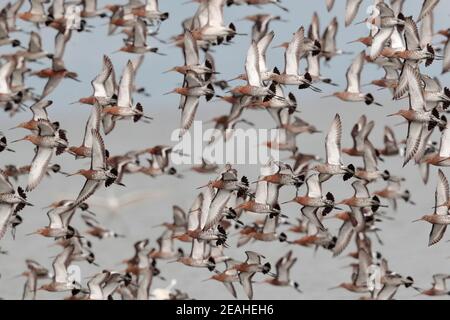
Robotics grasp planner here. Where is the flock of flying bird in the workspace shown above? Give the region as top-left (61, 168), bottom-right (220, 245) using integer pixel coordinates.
top-left (0, 0), bottom-right (450, 300)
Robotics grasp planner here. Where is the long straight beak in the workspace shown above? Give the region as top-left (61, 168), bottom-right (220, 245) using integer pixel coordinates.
top-left (162, 68), bottom-right (175, 74)
top-left (354, 19), bottom-right (367, 25)
top-left (321, 94), bottom-right (335, 99)
top-left (412, 218), bottom-right (423, 223)
top-left (163, 90), bottom-right (174, 95)
top-left (328, 285), bottom-right (341, 290)
top-left (65, 172), bottom-right (79, 177)
top-left (346, 39), bottom-right (360, 45)
top-left (9, 273), bottom-right (25, 280)
top-left (307, 84), bottom-right (323, 93)
top-left (386, 113), bottom-right (399, 117)
top-left (339, 264), bottom-right (352, 270)
top-left (226, 76), bottom-right (242, 82)
top-left (57, 170), bottom-right (71, 176)
top-left (10, 137), bottom-right (25, 143)
top-left (201, 277), bottom-right (213, 282)
top-left (85, 209), bottom-right (96, 216)
top-left (394, 121), bottom-right (407, 127)
top-left (274, 3), bottom-right (289, 12)
top-left (281, 199), bottom-right (295, 205)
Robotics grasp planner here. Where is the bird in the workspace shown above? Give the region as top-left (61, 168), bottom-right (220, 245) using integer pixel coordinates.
top-left (415, 274), bottom-right (450, 296)
top-left (27, 202), bottom-right (78, 239)
top-left (230, 41), bottom-right (277, 99)
top-left (0, 172), bottom-right (32, 240)
top-left (262, 250), bottom-right (301, 293)
top-left (0, 132), bottom-right (14, 153)
top-left (392, 17), bottom-right (440, 68)
top-left (282, 173), bottom-right (337, 231)
top-left (313, 113), bottom-right (355, 182)
top-left (422, 119), bottom-right (450, 167)
top-left (339, 181), bottom-right (386, 212)
top-left (417, 0), bottom-right (440, 22)
top-left (345, 0), bottom-right (363, 27)
top-left (18, 0), bottom-right (49, 24)
top-left (368, 3), bottom-right (405, 60)
top-left (413, 169), bottom-right (450, 246)
top-left (326, 0), bottom-right (335, 12)
top-left (375, 273), bottom-right (414, 300)
top-left (164, 30), bottom-right (215, 81)
top-left (73, 55), bottom-right (117, 108)
top-left (374, 181), bottom-right (414, 211)
top-left (130, 0), bottom-right (169, 23)
top-left (206, 259), bottom-right (240, 299)
top-left (330, 248), bottom-right (372, 293)
top-left (65, 129), bottom-right (122, 210)
top-left (21, 259), bottom-right (52, 300)
top-left (34, 31), bottom-right (80, 99)
top-left (12, 119), bottom-right (68, 191)
top-left (229, 251), bottom-right (272, 300)
top-left (377, 126), bottom-right (400, 157)
top-left (389, 65), bottom-right (446, 167)
top-left (342, 115), bottom-right (370, 157)
top-left (321, 16), bottom-right (351, 62)
top-left (82, 214), bottom-right (124, 239)
top-left (149, 229), bottom-right (182, 260)
top-left (10, 99), bottom-right (55, 133)
top-left (117, 18), bottom-right (161, 54)
top-left (38, 245), bottom-right (82, 293)
top-left (87, 270), bottom-right (128, 300)
top-left (323, 51), bottom-right (382, 106)
top-left (67, 103), bottom-right (102, 159)
top-left (102, 61), bottom-right (153, 131)
top-left (226, 0), bottom-right (289, 12)
top-left (269, 26), bottom-right (317, 91)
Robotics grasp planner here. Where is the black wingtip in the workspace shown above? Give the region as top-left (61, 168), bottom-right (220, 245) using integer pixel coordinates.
top-left (365, 93), bottom-right (374, 105)
top-left (325, 192), bottom-right (334, 202)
